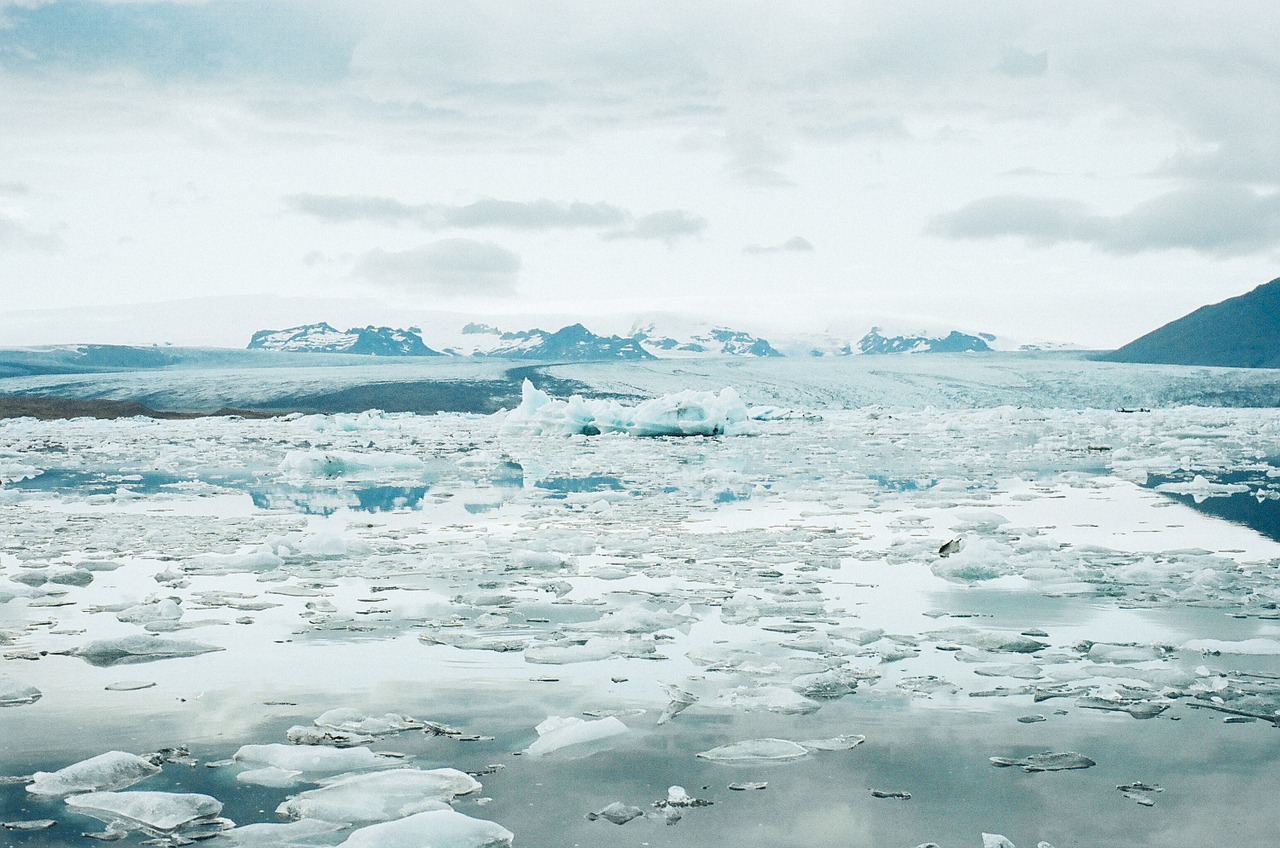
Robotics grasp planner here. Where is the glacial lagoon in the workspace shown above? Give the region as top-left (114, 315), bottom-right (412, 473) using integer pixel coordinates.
top-left (1, 358), bottom-right (1279, 847)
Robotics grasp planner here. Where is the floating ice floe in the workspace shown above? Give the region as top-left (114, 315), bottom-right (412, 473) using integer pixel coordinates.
top-left (64, 790), bottom-right (224, 833)
top-left (523, 715), bottom-right (628, 756)
top-left (0, 676), bottom-right (41, 707)
top-left (27, 751), bottom-right (161, 797)
top-left (500, 380), bottom-right (753, 437)
top-left (1182, 638), bottom-right (1280, 655)
top-left (208, 818), bottom-right (345, 847)
top-left (335, 809), bottom-right (513, 848)
top-left (276, 768), bottom-right (481, 823)
top-left (990, 751), bottom-right (1096, 772)
top-left (66, 635), bottom-right (225, 666)
top-left (696, 738), bottom-right (809, 762)
top-left (586, 801), bottom-right (645, 824)
top-left (232, 744), bottom-right (395, 780)
top-left (1154, 474), bottom-right (1250, 502)
top-left (279, 449), bottom-right (426, 477)
top-left (312, 708), bottom-right (425, 738)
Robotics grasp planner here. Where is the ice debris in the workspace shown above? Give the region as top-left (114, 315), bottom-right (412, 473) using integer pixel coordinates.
top-left (501, 380), bottom-right (753, 437)
top-left (278, 449), bottom-right (426, 477)
top-left (335, 809), bottom-right (513, 848)
top-left (276, 768), bottom-right (481, 823)
top-left (524, 715), bottom-right (628, 756)
top-left (27, 751), bottom-right (161, 798)
top-left (313, 708), bottom-right (425, 738)
top-left (1117, 781), bottom-right (1163, 806)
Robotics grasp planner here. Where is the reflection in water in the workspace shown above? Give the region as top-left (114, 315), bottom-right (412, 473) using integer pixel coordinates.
top-left (1143, 466), bottom-right (1280, 542)
top-left (249, 484), bottom-right (430, 515)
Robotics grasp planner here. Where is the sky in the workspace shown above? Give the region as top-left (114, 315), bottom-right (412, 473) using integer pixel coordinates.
top-left (2, 1), bottom-right (1279, 348)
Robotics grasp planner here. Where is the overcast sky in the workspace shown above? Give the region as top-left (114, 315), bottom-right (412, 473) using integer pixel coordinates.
top-left (2, 1), bottom-right (1278, 347)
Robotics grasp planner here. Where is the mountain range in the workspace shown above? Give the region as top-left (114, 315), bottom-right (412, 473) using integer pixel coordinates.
top-left (246, 321), bottom-right (1010, 360)
top-left (1101, 277), bottom-right (1280, 368)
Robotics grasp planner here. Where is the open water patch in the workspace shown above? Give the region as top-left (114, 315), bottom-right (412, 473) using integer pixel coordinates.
top-left (1142, 465), bottom-right (1280, 542)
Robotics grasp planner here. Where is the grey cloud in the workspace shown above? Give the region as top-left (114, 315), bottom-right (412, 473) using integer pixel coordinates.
top-left (352, 238), bottom-right (520, 294)
top-left (602, 210), bottom-right (707, 245)
top-left (928, 187), bottom-right (1280, 257)
top-left (442, 198), bottom-right (630, 229)
top-left (287, 195), bottom-right (631, 230)
top-left (0, 212), bottom-right (63, 252)
top-left (286, 194), bottom-right (425, 225)
top-left (0, 181), bottom-right (29, 196)
top-left (744, 236), bottom-right (815, 254)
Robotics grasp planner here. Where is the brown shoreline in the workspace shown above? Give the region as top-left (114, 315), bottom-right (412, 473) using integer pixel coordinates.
top-left (0, 396), bottom-right (274, 421)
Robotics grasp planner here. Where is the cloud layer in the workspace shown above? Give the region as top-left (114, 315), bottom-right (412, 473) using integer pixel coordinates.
top-left (928, 187), bottom-right (1280, 257)
top-left (352, 239), bottom-right (521, 294)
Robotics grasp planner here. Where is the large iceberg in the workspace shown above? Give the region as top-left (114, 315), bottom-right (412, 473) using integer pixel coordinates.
top-left (500, 380), bottom-right (753, 437)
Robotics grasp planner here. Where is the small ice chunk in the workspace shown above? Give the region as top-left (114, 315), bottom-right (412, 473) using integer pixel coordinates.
top-left (524, 716), bottom-right (627, 756)
top-left (68, 635), bottom-right (224, 666)
top-left (656, 684), bottom-right (697, 725)
top-left (586, 802), bottom-right (645, 825)
top-left (277, 768), bottom-right (482, 823)
top-left (65, 791), bottom-right (222, 832)
top-left (728, 781), bottom-right (768, 790)
top-left (27, 751), bottom-right (161, 797)
top-left (279, 449), bottom-right (426, 477)
top-left (696, 738), bottom-right (809, 762)
top-left (335, 809), bottom-right (513, 848)
top-left (0, 676), bottom-right (41, 707)
top-left (982, 835), bottom-right (1016, 848)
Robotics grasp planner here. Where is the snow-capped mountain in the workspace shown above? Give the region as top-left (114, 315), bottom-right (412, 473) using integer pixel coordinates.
top-left (631, 323), bottom-right (782, 357)
top-left (451, 323), bottom-right (654, 361)
top-left (852, 328), bottom-right (994, 355)
top-left (247, 323), bottom-right (444, 356)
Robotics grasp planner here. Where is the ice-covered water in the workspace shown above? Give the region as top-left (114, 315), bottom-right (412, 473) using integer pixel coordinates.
top-left (2, 361), bottom-right (1280, 846)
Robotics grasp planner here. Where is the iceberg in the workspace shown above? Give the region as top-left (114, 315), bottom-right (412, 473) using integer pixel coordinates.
top-left (336, 809), bottom-right (513, 848)
top-left (523, 715), bottom-right (628, 756)
top-left (500, 380), bottom-right (753, 437)
top-left (65, 790), bottom-right (223, 832)
top-left (27, 751), bottom-right (161, 797)
top-left (277, 768), bottom-right (480, 823)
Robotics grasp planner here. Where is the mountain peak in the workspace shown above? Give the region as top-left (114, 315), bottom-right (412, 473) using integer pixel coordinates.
top-left (1101, 277), bottom-right (1280, 368)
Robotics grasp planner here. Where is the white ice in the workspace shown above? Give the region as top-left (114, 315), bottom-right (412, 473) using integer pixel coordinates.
top-left (335, 809), bottom-right (514, 848)
top-left (523, 715), bottom-right (628, 756)
top-left (277, 768), bottom-right (481, 823)
top-left (27, 751), bottom-right (160, 797)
